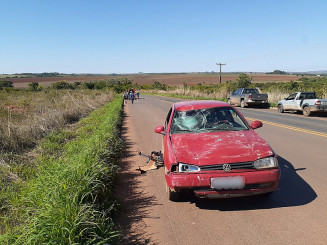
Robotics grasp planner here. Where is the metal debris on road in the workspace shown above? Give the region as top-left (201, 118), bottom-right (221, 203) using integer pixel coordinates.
top-left (137, 150), bottom-right (164, 174)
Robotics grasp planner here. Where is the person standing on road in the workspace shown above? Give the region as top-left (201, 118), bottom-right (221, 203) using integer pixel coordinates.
top-left (123, 91), bottom-right (128, 105)
top-left (130, 92), bottom-right (135, 104)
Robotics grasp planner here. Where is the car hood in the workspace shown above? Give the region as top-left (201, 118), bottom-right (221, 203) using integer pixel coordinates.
top-left (170, 130), bottom-right (273, 166)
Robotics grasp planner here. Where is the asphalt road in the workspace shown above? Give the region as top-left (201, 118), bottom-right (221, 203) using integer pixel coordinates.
top-left (116, 95), bottom-right (327, 245)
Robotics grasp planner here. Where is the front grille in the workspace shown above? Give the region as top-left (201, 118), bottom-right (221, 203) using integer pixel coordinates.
top-left (200, 161), bottom-right (254, 171)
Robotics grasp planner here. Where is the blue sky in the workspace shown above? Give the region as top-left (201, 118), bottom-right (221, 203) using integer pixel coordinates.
top-left (1, 0), bottom-right (326, 74)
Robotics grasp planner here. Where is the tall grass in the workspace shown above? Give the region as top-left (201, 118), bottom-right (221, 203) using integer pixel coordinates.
top-left (145, 85), bottom-right (229, 101)
top-left (0, 96), bottom-right (123, 244)
top-left (0, 90), bottom-right (114, 152)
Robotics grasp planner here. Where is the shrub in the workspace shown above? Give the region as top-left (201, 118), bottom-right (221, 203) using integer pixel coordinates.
top-left (83, 82), bottom-right (95, 90)
top-left (51, 81), bottom-right (75, 90)
top-left (236, 73), bottom-right (252, 88)
top-left (152, 81), bottom-right (168, 90)
top-left (0, 81), bottom-right (13, 90)
top-left (28, 82), bottom-right (40, 91)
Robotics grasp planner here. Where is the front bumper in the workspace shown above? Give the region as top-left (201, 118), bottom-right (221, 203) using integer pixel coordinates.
top-left (166, 169), bottom-right (280, 198)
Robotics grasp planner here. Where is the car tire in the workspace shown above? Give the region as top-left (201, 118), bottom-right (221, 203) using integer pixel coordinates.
top-left (277, 104), bottom-right (284, 113)
top-left (240, 100), bottom-right (245, 108)
top-left (303, 106), bottom-right (311, 117)
top-left (168, 187), bottom-right (181, 202)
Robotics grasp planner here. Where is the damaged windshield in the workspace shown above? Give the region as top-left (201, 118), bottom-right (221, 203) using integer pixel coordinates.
top-left (170, 106), bottom-right (249, 134)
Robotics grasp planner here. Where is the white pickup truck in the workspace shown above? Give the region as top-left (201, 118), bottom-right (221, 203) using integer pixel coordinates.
top-left (277, 92), bottom-right (327, 116)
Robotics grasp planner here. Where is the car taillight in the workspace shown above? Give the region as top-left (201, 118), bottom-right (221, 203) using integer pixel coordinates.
top-left (249, 94), bottom-right (252, 99)
top-left (315, 100), bottom-right (321, 105)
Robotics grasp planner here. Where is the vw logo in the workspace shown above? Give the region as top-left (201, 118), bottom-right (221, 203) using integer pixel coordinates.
top-left (223, 164), bottom-right (231, 172)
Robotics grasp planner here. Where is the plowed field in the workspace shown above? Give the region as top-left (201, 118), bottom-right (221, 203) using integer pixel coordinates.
top-left (1, 73), bottom-right (303, 88)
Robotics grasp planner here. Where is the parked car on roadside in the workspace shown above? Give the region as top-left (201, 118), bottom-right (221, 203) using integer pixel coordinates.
top-left (278, 92), bottom-right (327, 116)
top-left (154, 100), bottom-right (280, 201)
top-left (228, 88), bottom-right (268, 108)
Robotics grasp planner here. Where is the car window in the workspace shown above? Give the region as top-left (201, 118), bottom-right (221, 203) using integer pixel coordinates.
top-left (303, 93), bottom-right (317, 99)
top-left (287, 93), bottom-right (297, 100)
top-left (170, 107), bottom-right (249, 134)
top-left (233, 89), bottom-right (241, 95)
top-left (243, 89), bottom-right (258, 94)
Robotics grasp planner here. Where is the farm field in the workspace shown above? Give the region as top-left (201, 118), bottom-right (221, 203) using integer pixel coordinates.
top-left (0, 73), bottom-right (305, 88)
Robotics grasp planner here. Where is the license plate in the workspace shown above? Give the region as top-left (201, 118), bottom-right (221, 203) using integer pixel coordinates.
top-left (211, 176), bottom-right (245, 190)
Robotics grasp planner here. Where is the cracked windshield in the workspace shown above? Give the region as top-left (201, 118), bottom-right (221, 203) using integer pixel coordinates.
top-left (171, 107), bottom-right (249, 133)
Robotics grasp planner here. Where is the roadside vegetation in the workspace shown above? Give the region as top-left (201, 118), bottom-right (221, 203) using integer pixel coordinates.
top-left (0, 83), bottom-right (124, 243)
top-left (137, 74), bottom-right (327, 106)
top-left (0, 90), bottom-right (114, 152)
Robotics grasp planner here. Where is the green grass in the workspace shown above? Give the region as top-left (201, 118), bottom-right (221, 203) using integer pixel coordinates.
top-left (0, 96), bottom-right (123, 244)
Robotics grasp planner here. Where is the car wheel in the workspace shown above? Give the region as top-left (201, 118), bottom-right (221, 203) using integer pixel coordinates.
top-left (278, 104), bottom-right (284, 113)
top-left (168, 187), bottom-right (181, 202)
top-left (303, 106), bottom-right (311, 117)
top-left (240, 100), bottom-right (245, 108)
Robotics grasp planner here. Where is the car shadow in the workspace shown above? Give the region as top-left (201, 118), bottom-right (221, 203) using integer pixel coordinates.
top-left (194, 155), bottom-right (317, 211)
top-left (311, 112), bottom-right (327, 117)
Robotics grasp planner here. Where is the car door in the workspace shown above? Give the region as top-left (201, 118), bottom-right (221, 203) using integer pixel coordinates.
top-left (230, 89), bottom-right (241, 105)
top-left (162, 107), bottom-right (172, 148)
top-left (162, 107), bottom-right (175, 170)
top-left (294, 93), bottom-right (305, 110)
top-left (283, 93), bottom-right (297, 110)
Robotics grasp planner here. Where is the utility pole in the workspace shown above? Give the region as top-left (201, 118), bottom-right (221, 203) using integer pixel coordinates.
top-left (216, 63), bottom-right (226, 84)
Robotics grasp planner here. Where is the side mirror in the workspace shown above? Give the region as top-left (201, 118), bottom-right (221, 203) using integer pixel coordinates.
top-left (251, 120), bottom-right (263, 130)
top-left (155, 126), bottom-right (165, 135)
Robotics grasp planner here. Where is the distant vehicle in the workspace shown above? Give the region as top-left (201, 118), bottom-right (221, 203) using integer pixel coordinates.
top-left (228, 88), bottom-right (268, 108)
top-left (278, 92), bottom-right (327, 116)
top-left (155, 100), bottom-right (280, 201)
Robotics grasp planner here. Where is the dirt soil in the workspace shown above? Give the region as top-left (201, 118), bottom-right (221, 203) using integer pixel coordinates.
top-left (2, 73), bottom-right (304, 88)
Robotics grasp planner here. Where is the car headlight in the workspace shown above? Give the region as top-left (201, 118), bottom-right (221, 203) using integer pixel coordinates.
top-left (253, 156), bottom-right (278, 169)
top-left (178, 163), bottom-right (200, 173)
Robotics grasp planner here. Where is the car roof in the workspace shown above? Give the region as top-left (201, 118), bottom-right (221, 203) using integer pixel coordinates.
top-left (174, 100), bottom-right (230, 111)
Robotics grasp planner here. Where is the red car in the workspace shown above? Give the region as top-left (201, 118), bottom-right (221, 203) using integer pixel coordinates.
top-left (155, 100), bottom-right (280, 201)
